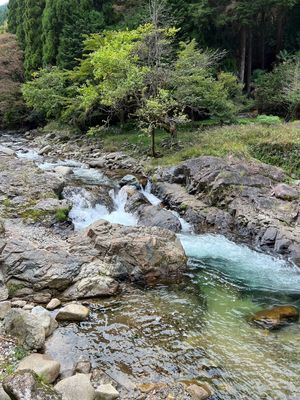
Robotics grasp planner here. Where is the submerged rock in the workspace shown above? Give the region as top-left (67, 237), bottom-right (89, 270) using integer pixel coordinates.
top-left (250, 305), bottom-right (299, 330)
top-left (3, 370), bottom-right (62, 400)
top-left (17, 354), bottom-right (61, 384)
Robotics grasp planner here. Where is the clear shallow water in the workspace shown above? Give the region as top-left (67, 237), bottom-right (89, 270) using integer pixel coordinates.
top-left (47, 235), bottom-right (300, 400)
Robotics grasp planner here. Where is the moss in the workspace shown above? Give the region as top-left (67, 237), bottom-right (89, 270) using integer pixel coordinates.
top-left (55, 208), bottom-right (70, 222)
top-left (20, 209), bottom-right (51, 222)
top-left (7, 282), bottom-right (26, 297)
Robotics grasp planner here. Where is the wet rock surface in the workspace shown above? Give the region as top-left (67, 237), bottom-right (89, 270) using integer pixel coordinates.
top-left (250, 305), bottom-right (299, 330)
top-left (155, 156), bottom-right (300, 265)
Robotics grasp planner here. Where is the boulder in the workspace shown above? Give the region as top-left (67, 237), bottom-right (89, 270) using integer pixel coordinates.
top-left (62, 275), bottom-right (119, 300)
top-left (75, 356), bottom-right (91, 374)
top-left (1, 309), bottom-right (45, 350)
top-left (273, 183), bottom-right (299, 201)
top-left (187, 384), bottom-right (211, 400)
top-left (38, 145), bottom-right (52, 155)
top-left (137, 205), bottom-right (182, 233)
top-left (46, 298), bottom-right (61, 311)
top-left (251, 305), bottom-right (299, 330)
top-left (56, 304), bottom-right (90, 322)
top-left (17, 354), bottom-right (61, 384)
top-left (70, 220), bottom-right (187, 285)
top-left (55, 374), bottom-right (95, 400)
top-left (95, 383), bottom-right (120, 400)
top-left (119, 175), bottom-right (140, 189)
top-left (31, 306), bottom-right (58, 337)
top-left (3, 370), bottom-right (62, 400)
top-left (0, 301), bottom-right (11, 319)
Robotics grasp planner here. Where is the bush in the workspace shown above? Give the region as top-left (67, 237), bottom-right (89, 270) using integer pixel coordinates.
top-left (256, 115), bottom-right (282, 125)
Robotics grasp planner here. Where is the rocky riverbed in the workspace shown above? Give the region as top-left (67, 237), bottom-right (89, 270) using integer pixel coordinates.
top-left (0, 130), bottom-right (299, 400)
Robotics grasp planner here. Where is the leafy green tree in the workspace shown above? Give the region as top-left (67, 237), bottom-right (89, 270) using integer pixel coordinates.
top-left (22, 67), bottom-right (68, 120)
top-left (172, 40), bottom-right (240, 122)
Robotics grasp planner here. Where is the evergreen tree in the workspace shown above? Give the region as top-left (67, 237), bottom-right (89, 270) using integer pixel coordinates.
top-left (23, 0), bottom-right (45, 76)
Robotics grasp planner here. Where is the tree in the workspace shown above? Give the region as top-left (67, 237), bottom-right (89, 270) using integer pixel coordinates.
top-left (0, 33), bottom-right (27, 128)
top-left (172, 40), bottom-right (240, 122)
top-left (23, 0), bottom-right (45, 76)
top-left (22, 67), bottom-right (68, 120)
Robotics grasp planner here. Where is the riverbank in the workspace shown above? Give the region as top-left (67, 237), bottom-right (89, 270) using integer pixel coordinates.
top-left (0, 130), bottom-right (299, 400)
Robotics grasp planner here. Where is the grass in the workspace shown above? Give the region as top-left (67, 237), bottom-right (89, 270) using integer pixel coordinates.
top-left (96, 121), bottom-right (300, 178)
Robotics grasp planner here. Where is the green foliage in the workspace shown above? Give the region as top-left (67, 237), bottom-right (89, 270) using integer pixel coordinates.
top-left (55, 208), bottom-right (70, 222)
top-left (255, 115), bottom-right (282, 125)
top-left (22, 67), bottom-right (68, 120)
top-left (23, 0), bottom-right (45, 77)
top-left (172, 40), bottom-right (240, 122)
top-left (255, 56), bottom-right (300, 118)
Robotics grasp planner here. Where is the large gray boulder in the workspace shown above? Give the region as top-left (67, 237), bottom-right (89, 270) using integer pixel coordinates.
top-left (54, 374), bottom-right (95, 400)
top-left (137, 205), bottom-right (182, 233)
top-left (3, 370), bottom-right (62, 400)
top-left (17, 354), bottom-right (61, 384)
top-left (1, 309), bottom-right (45, 350)
top-left (31, 306), bottom-right (58, 337)
top-left (56, 304), bottom-right (90, 322)
top-left (70, 220), bottom-right (187, 284)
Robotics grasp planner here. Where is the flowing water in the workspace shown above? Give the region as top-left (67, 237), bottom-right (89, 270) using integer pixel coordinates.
top-left (2, 134), bottom-right (300, 399)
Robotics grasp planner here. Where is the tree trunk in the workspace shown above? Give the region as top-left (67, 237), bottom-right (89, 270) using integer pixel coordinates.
top-left (261, 12), bottom-right (265, 70)
top-left (246, 30), bottom-right (253, 95)
top-left (276, 9), bottom-right (286, 55)
top-left (240, 26), bottom-right (247, 85)
top-left (150, 126), bottom-right (156, 157)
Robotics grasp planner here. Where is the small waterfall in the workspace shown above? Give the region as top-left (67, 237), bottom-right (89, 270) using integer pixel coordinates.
top-left (103, 187), bottom-right (138, 226)
top-left (140, 181), bottom-right (162, 206)
top-left (66, 188), bottom-right (109, 231)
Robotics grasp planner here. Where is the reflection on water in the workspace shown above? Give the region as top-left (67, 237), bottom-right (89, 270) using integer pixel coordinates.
top-left (46, 256), bottom-right (300, 399)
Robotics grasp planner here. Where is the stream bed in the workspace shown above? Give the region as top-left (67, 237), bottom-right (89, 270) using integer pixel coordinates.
top-left (2, 133), bottom-right (300, 399)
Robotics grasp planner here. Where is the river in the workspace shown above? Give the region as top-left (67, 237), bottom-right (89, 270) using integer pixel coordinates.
top-left (2, 133), bottom-right (300, 399)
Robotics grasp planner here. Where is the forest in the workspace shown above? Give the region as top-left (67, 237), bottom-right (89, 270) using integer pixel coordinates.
top-left (1, 0), bottom-right (300, 159)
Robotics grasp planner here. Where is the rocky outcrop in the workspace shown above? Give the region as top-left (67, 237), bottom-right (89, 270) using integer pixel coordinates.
top-left (88, 152), bottom-right (143, 174)
top-left (3, 370), bottom-right (62, 400)
top-left (155, 156), bottom-right (300, 264)
top-left (70, 220), bottom-right (187, 284)
top-left (0, 155), bottom-right (64, 208)
top-left (0, 217), bottom-right (186, 301)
